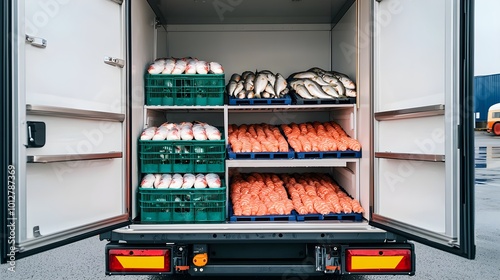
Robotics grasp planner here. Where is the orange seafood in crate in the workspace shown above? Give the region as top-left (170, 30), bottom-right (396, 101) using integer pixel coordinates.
top-left (280, 121), bottom-right (361, 152)
top-left (228, 123), bottom-right (289, 153)
top-left (230, 173), bottom-right (294, 216)
top-left (281, 173), bottom-right (364, 215)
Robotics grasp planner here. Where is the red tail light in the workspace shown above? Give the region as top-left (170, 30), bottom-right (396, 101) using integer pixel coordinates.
top-left (108, 248), bottom-right (171, 273)
top-left (345, 248), bottom-right (413, 273)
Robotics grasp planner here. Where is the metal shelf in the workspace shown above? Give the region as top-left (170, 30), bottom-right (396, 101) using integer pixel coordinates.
top-left (144, 105), bottom-right (225, 111)
top-left (226, 158), bottom-right (357, 168)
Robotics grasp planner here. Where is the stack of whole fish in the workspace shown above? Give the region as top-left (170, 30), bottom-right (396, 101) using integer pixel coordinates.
top-left (226, 70), bottom-right (289, 99)
top-left (140, 173), bottom-right (221, 189)
top-left (147, 57), bottom-right (224, 75)
top-left (140, 122), bottom-right (221, 141)
top-left (288, 67), bottom-right (356, 99)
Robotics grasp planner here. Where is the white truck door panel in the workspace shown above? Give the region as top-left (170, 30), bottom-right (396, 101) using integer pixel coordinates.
top-left (372, 0), bottom-right (475, 259)
top-left (25, 0), bottom-right (124, 112)
top-left (11, 0), bottom-right (130, 257)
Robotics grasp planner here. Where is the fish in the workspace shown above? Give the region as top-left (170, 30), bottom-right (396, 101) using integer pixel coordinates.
top-left (161, 58), bottom-right (176, 74)
top-left (268, 74), bottom-right (276, 87)
top-left (147, 61), bottom-right (165, 74)
top-left (292, 71), bottom-right (318, 79)
top-left (246, 91), bottom-right (255, 99)
top-left (184, 59), bottom-right (198, 74)
top-left (140, 174), bottom-right (156, 188)
top-left (205, 125), bottom-right (221, 140)
top-left (195, 61), bottom-right (209, 74)
top-left (180, 127), bottom-right (194, 140)
top-left (194, 174), bottom-right (207, 188)
top-left (265, 83), bottom-right (276, 96)
top-left (308, 67), bottom-right (328, 76)
top-left (346, 88), bottom-right (357, 97)
top-left (331, 71), bottom-right (356, 89)
top-left (152, 127), bottom-right (168, 140)
top-left (171, 60), bottom-right (187, 74)
top-left (294, 84), bottom-right (315, 99)
top-left (289, 79), bottom-right (305, 91)
top-left (182, 173), bottom-right (196, 189)
top-left (209, 61), bottom-right (224, 74)
top-left (274, 73), bottom-right (287, 97)
top-left (233, 80), bottom-right (245, 97)
top-left (322, 85), bottom-right (340, 97)
top-left (303, 79), bottom-right (332, 99)
top-left (322, 75), bottom-right (346, 96)
top-left (193, 125), bottom-right (208, 140)
top-left (169, 174), bottom-right (183, 189)
top-left (311, 75), bottom-right (330, 86)
top-left (254, 73), bottom-right (268, 96)
top-left (157, 174), bottom-right (172, 189)
top-left (140, 126), bottom-right (157, 140)
top-left (237, 91), bottom-right (247, 99)
top-left (230, 73), bottom-right (241, 82)
top-left (241, 71), bottom-right (254, 80)
top-left (166, 128), bottom-right (181, 140)
top-left (262, 92), bottom-right (271, 98)
top-left (206, 173), bottom-right (221, 188)
top-left (153, 174), bottom-right (162, 188)
top-left (227, 80), bottom-right (238, 97)
top-left (244, 73), bottom-right (255, 91)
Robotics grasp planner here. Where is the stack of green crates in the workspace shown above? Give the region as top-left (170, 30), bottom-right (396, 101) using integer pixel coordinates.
top-left (145, 74), bottom-right (225, 106)
top-left (139, 185), bottom-right (226, 223)
top-left (138, 138), bottom-right (226, 174)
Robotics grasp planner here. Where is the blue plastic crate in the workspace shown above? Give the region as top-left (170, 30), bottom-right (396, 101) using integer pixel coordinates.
top-left (228, 94), bottom-right (292, 105)
top-left (227, 145), bottom-right (295, 159)
top-left (295, 150), bottom-right (361, 159)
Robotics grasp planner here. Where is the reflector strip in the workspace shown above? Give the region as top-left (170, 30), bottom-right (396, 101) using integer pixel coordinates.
top-left (115, 256), bottom-right (165, 269)
top-left (351, 256), bottom-right (404, 270)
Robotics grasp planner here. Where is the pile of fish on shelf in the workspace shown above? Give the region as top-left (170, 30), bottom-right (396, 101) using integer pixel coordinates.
top-left (226, 70), bottom-right (289, 99)
top-left (140, 173), bottom-right (222, 189)
top-left (288, 67), bottom-right (357, 99)
top-left (140, 122), bottom-right (222, 141)
top-left (225, 67), bottom-right (356, 101)
top-left (147, 57), bottom-right (224, 75)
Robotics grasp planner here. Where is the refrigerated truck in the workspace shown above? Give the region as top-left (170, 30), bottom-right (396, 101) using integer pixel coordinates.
top-left (1, 0), bottom-right (475, 277)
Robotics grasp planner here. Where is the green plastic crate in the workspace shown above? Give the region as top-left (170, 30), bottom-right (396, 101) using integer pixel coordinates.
top-left (139, 139), bottom-right (226, 173)
top-left (145, 74), bottom-right (225, 106)
top-left (138, 186), bottom-right (226, 223)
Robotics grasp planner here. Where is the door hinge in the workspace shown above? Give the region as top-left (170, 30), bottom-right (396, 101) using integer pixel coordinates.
top-left (104, 56), bottom-right (125, 68)
top-left (26, 34), bottom-right (47, 48)
top-left (109, 0), bottom-right (123, 4)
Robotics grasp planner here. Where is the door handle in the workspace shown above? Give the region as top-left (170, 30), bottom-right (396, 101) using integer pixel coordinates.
top-left (104, 56), bottom-right (125, 68)
top-left (26, 34), bottom-right (47, 48)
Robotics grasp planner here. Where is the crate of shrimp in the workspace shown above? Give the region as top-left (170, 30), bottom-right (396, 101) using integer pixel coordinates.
top-left (139, 123), bottom-right (225, 173)
top-left (139, 175), bottom-right (226, 223)
top-left (145, 74), bottom-right (225, 106)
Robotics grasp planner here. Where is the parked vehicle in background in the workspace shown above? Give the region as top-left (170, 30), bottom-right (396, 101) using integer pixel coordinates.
top-left (487, 103), bottom-right (500, 135)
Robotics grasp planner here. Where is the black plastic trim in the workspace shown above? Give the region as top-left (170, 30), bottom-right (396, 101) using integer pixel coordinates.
top-left (0, 0), bottom-right (12, 265)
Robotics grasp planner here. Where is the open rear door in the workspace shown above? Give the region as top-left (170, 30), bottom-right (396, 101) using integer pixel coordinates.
top-left (371, 0), bottom-right (475, 259)
top-left (2, 0), bottom-right (131, 262)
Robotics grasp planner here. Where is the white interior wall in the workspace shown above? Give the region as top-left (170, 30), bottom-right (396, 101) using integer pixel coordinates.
top-left (131, 0), bottom-right (157, 217)
top-left (158, 25), bottom-right (332, 82)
